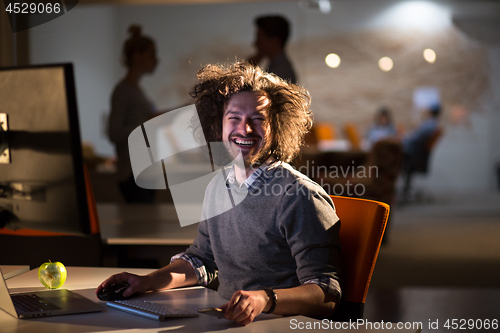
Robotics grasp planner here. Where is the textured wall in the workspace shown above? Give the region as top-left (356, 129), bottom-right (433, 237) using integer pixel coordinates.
top-left (27, 1), bottom-right (500, 192)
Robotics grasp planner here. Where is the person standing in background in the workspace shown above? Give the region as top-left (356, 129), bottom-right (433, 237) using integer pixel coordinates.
top-left (108, 25), bottom-right (158, 203)
top-left (248, 15), bottom-right (297, 84)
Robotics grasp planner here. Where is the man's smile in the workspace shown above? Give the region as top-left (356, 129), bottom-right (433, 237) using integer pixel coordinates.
top-left (231, 137), bottom-right (259, 148)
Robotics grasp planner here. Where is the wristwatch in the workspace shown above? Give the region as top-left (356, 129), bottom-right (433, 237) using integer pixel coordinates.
top-left (263, 288), bottom-right (277, 314)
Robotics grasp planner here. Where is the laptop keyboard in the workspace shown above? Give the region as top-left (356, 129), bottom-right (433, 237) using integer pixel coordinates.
top-left (12, 294), bottom-right (62, 313)
top-left (107, 300), bottom-right (198, 321)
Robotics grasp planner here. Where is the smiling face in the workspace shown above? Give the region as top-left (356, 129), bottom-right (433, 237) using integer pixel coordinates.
top-left (222, 91), bottom-right (272, 174)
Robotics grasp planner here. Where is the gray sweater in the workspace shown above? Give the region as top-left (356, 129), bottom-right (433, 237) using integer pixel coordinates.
top-left (186, 162), bottom-right (342, 300)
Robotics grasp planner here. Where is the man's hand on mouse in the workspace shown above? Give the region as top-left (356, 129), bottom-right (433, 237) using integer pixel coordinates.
top-left (219, 290), bottom-right (269, 326)
top-left (96, 272), bottom-right (151, 298)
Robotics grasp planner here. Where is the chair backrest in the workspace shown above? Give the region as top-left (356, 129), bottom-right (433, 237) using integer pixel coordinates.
top-left (426, 127), bottom-right (443, 151)
top-left (315, 122), bottom-right (337, 141)
top-left (411, 127), bottom-right (443, 174)
top-left (330, 195), bottom-right (389, 320)
top-left (344, 123), bottom-right (362, 150)
top-left (362, 139), bottom-right (404, 205)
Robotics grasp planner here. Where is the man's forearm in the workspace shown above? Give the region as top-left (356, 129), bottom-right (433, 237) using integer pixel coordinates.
top-left (146, 259), bottom-right (198, 291)
top-left (267, 283), bottom-right (337, 318)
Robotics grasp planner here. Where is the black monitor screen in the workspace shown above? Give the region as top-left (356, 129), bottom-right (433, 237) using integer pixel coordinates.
top-left (0, 63), bottom-right (90, 235)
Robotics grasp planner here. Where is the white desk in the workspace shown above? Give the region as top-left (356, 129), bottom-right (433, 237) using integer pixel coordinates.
top-left (1, 267), bottom-right (419, 333)
top-left (0, 266), bottom-right (30, 279)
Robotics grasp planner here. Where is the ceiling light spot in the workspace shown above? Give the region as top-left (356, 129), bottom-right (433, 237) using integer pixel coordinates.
top-left (424, 48), bottom-right (436, 63)
top-left (379, 57), bottom-right (394, 72)
top-left (325, 53), bottom-right (341, 68)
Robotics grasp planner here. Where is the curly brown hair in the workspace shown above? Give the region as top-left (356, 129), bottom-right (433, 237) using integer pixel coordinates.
top-left (190, 61), bottom-right (312, 164)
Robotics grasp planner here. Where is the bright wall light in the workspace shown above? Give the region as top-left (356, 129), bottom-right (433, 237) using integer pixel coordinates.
top-left (379, 57), bottom-right (393, 72)
top-left (423, 48), bottom-right (436, 63)
top-left (325, 53), bottom-right (341, 68)
top-left (369, 1), bottom-right (451, 32)
top-left (318, 0), bottom-right (332, 14)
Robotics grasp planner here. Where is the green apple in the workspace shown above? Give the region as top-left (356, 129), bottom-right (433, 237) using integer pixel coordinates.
top-left (38, 261), bottom-right (67, 289)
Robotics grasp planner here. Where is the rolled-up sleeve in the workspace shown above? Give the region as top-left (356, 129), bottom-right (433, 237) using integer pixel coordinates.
top-left (170, 252), bottom-right (209, 286)
top-left (173, 219), bottom-right (218, 286)
top-left (303, 277), bottom-right (342, 302)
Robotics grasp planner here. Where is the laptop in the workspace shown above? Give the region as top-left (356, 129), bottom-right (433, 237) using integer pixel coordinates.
top-left (0, 269), bottom-right (104, 319)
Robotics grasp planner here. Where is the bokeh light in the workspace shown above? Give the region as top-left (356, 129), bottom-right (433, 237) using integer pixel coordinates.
top-left (325, 53), bottom-right (341, 68)
top-left (424, 48), bottom-right (436, 63)
top-left (379, 57), bottom-right (393, 71)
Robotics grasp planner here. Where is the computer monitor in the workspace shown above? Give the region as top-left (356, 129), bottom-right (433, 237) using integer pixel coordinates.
top-left (0, 63), bottom-right (91, 235)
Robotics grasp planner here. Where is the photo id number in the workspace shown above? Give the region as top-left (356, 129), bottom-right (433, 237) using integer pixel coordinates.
top-left (443, 319), bottom-right (498, 330)
top-left (5, 2), bottom-right (62, 14)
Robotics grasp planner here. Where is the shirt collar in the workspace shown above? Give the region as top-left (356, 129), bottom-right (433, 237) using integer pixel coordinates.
top-left (226, 157), bottom-right (274, 189)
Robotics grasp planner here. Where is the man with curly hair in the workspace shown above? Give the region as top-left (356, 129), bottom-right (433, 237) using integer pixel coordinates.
top-left (97, 62), bottom-right (341, 325)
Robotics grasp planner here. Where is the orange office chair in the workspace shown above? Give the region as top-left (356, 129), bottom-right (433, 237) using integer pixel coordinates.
top-left (344, 123), bottom-right (362, 151)
top-left (330, 195), bottom-right (389, 321)
top-left (315, 122), bottom-right (337, 142)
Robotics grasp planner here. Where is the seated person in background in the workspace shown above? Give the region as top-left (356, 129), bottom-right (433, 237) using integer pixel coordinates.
top-left (365, 107), bottom-right (397, 148)
top-left (401, 104), bottom-right (442, 196)
top-left (97, 62), bottom-right (341, 325)
top-left (248, 15), bottom-right (297, 83)
top-left (403, 104), bottom-right (441, 155)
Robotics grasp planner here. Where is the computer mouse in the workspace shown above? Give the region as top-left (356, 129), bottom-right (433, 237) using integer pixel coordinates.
top-left (97, 282), bottom-right (132, 301)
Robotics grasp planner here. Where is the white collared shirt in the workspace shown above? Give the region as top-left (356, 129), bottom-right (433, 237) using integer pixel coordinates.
top-left (225, 157), bottom-right (273, 189)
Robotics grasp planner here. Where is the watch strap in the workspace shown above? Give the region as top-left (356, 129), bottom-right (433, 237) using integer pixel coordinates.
top-left (263, 288), bottom-right (277, 314)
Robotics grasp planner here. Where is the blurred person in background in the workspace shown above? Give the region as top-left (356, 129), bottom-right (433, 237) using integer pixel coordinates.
top-left (248, 15), bottom-right (297, 84)
top-left (108, 25), bottom-right (159, 203)
top-left (365, 107), bottom-right (397, 148)
top-left (401, 104), bottom-right (442, 199)
top-left (402, 104), bottom-right (441, 155)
